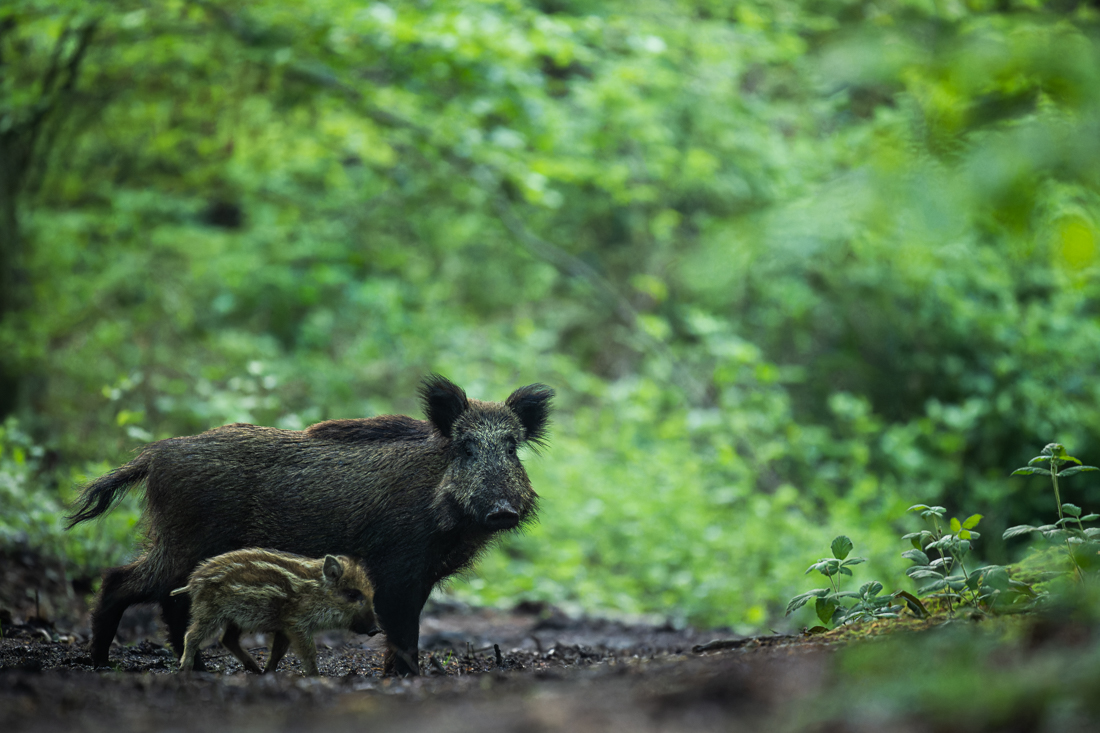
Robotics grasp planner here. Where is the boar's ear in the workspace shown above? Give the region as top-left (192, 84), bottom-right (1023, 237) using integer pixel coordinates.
top-left (506, 384), bottom-right (554, 449)
top-left (420, 374), bottom-right (469, 440)
top-left (322, 555), bottom-right (344, 583)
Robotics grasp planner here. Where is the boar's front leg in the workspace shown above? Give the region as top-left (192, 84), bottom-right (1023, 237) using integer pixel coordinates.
top-left (373, 584), bottom-right (425, 677)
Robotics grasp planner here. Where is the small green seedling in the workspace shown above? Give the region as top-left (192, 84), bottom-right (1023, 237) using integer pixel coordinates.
top-left (903, 505), bottom-right (1029, 613)
top-left (1004, 443), bottom-right (1100, 578)
top-left (787, 536), bottom-right (901, 628)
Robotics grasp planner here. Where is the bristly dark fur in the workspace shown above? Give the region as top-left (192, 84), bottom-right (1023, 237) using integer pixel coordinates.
top-left (306, 416), bottom-right (431, 443)
top-left (505, 384), bottom-right (554, 452)
top-left (66, 374), bottom-right (554, 678)
top-left (419, 374), bottom-right (469, 439)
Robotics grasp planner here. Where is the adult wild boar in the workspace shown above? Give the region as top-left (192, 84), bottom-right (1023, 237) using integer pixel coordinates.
top-left (66, 375), bottom-right (553, 676)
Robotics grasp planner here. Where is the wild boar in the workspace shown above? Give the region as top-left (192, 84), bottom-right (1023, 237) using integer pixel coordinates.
top-left (66, 374), bottom-right (553, 676)
top-left (171, 548), bottom-right (381, 675)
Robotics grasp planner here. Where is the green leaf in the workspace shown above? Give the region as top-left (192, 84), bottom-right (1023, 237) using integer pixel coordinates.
top-left (962, 514), bottom-right (982, 529)
top-left (1062, 503), bottom-right (1082, 517)
top-left (1058, 466), bottom-right (1099, 477)
top-left (980, 567), bottom-right (1008, 592)
top-left (831, 535), bottom-right (854, 560)
top-left (1042, 443), bottom-right (1066, 458)
top-left (901, 549), bottom-right (930, 565)
top-left (950, 517), bottom-right (962, 533)
top-left (907, 504), bottom-right (930, 512)
top-left (1080, 514), bottom-right (1099, 522)
top-left (1028, 456), bottom-right (1050, 466)
top-left (1003, 525), bottom-right (1037, 539)
top-left (907, 569), bottom-right (944, 580)
top-left (1012, 467), bottom-right (1050, 476)
top-left (785, 589), bottom-right (830, 615)
top-left (893, 591), bottom-right (929, 618)
top-left (841, 557), bottom-right (867, 567)
top-left (815, 597), bottom-right (838, 625)
top-left (859, 581), bottom-right (883, 597)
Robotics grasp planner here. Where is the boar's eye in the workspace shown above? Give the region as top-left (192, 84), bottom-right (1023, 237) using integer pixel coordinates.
top-left (343, 589), bottom-right (365, 603)
top-left (463, 440), bottom-right (477, 458)
top-left (506, 440), bottom-right (517, 457)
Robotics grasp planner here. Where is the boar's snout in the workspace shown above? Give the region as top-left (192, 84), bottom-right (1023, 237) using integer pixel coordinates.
top-left (484, 500), bottom-right (520, 530)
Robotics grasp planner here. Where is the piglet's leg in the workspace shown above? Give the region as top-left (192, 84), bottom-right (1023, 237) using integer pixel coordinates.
top-left (263, 631), bottom-right (291, 674)
top-left (178, 619), bottom-right (219, 673)
top-left (286, 631), bottom-right (319, 676)
top-left (221, 623), bottom-right (262, 674)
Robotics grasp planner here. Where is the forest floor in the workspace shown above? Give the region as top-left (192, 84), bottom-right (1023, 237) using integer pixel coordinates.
top-left (1, 546), bottom-right (1094, 732)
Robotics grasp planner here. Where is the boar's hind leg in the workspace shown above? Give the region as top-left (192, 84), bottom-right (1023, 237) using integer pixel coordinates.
top-left (263, 631), bottom-right (292, 674)
top-left (89, 562), bottom-right (158, 668)
top-left (221, 623), bottom-right (263, 674)
top-left (160, 587), bottom-right (207, 671)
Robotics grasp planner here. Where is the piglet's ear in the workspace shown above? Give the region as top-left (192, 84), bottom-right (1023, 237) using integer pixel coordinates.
top-left (506, 384), bottom-right (554, 449)
top-left (323, 555), bottom-right (344, 583)
top-left (420, 374), bottom-right (469, 439)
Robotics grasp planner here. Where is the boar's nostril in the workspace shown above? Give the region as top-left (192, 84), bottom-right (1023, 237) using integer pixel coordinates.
top-left (484, 502), bottom-right (520, 530)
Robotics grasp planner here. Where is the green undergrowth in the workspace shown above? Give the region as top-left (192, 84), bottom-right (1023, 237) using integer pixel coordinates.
top-left (792, 595), bottom-right (1100, 732)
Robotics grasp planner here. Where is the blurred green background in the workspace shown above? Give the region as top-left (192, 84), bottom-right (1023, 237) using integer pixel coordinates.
top-left (3, 0), bottom-right (1100, 633)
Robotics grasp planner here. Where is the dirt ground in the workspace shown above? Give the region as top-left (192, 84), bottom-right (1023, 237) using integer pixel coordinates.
top-left (0, 546), bottom-right (849, 732)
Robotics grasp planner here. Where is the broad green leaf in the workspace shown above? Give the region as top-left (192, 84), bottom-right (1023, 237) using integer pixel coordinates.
top-left (841, 557), bottom-right (867, 567)
top-left (1062, 503), bottom-right (1082, 517)
top-left (901, 549), bottom-right (930, 565)
top-left (815, 597), bottom-right (838, 625)
top-left (1081, 514), bottom-right (1099, 522)
top-left (1059, 466), bottom-right (1099, 477)
top-left (950, 516), bottom-right (962, 533)
top-left (831, 535), bottom-right (853, 560)
top-left (962, 514), bottom-right (982, 529)
top-left (894, 590), bottom-right (929, 618)
top-left (1012, 467), bottom-right (1050, 476)
top-left (907, 569), bottom-right (944, 580)
top-left (859, 581), bottom-right (883, 597)
top-left (785, 589), bottom-right (830, 615)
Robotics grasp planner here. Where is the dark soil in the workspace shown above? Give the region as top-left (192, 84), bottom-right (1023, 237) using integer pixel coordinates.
top-left (0, 548), bottom-right (838, 732)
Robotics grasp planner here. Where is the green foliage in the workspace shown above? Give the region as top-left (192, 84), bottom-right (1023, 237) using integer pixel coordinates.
top-left (0, 417), bottom-right (140, 575)
top-left (902, 504), bottom-right (1033, 613)
top-left (4, 0), bottom-right (1100, 630)
top-left (786, 536), bottom-right (901, 628)
top-left (1005, 443), bottom-right (1100, 578)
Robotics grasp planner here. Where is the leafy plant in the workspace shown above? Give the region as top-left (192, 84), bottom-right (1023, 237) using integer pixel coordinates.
top-left (787, 536), bottom-right (901, 628)
top-left (902, 505), bottom-right (1033, 614)
top-left (1004, 444), bottom-right (1100, 579)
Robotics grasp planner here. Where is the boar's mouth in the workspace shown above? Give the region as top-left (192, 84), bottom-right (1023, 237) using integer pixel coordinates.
top-left (482, 501), bottom-right (520, 530)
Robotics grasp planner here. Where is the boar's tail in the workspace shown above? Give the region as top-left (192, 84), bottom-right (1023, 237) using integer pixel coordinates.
top-left (65, 451), bottom-right (152, 529)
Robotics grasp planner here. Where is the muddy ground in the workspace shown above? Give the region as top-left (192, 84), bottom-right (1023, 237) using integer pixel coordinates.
top-left (0, 546), bottom-right (853, 732)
